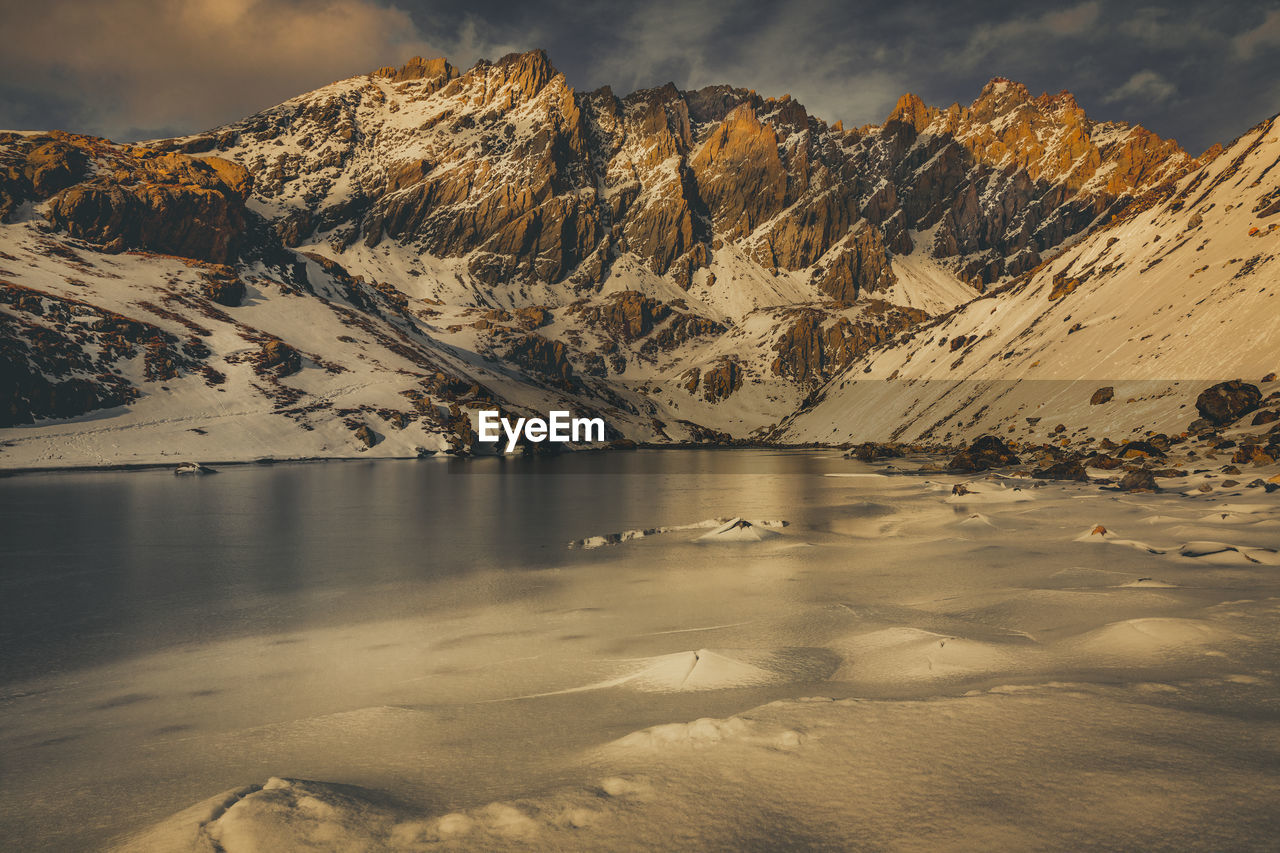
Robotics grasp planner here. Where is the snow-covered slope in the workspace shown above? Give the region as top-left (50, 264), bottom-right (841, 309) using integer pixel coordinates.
top-left (779, 116), bottom-right (1280, 445)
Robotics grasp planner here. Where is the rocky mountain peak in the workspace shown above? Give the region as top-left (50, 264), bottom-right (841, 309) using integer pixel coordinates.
top-left (131, 55), bottom-right (1194, 296)
top-left (372, 56), bottom-right (458, 85)
top-left (490, 49), bottom-right (558, 99)
top-left (973, 77), bottom-right (1033, 110)
top-left (885, 93), bottom-right (937, 133)
top-left (1036, 89), bottom-right (1081, 112)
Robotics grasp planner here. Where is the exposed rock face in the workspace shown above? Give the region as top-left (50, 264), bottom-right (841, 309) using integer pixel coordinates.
top-left (156, 52), bottom-right (1188, 291)
top-left (641, 313), bottom-right (725, 354)
top-left (0, 135), bottom-right (87, 219)
top-left (1049, 275), bottom-right (1080, 300)
top-left (567, 291), bottom-right (724, 360)
top-left (1195, 380), bottom-right (1262, 426)
top-left (1116, 440), bottom-right (1165, 459)
top-left (353, 423), bottom-right (380, 447)
top-left (1087, 453), bottom-right (1125, 470)
top-left (949, 435), bottom-right (1020, 472)
top-left (699, 360), bottom-right (743, 402)
top-left (505, 333), bottom-right (576, 388)
top-left (0, 281), bottom-right (210, 425)
top-left (571, 291), bottom-right (671, 341)
top-left (372, 56), bottom-right (458, 87)
top-left (46, 181), bottom-right (246, 262)
top-left (771, 303), bottom-right (928, 385)
top-left (690, 104), bottom-right (786, 240)
top-left (514, 306), bottom-right (551, 329)
top-left (0, 132), bottom-right (252, 263)
top-left (885, 80), bottom-right (1190, 284)
top-left (812, 225), bottom-right (896, 304)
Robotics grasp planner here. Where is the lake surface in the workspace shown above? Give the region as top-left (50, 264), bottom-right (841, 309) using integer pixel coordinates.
top-left (0, 451), bottom-right (855, 684)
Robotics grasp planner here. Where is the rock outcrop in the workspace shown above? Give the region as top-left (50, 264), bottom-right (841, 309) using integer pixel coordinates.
top-left (771, 303), bottom-right (928, 385)
top-left (505, 333), bottom-right (576, 388)
top-left (1, 132), bottom-right (252, 263)
top-left (0, 281), bottom-right (210, 425)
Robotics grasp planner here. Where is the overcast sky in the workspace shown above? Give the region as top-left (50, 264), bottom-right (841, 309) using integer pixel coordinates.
top-left (1, 0), bottom-right (1277, 153)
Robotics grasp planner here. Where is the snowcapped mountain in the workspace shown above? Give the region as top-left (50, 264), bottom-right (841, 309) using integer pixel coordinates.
top-left (777, 114), bottom-right (1280, 446)
top-left (1, 50), bottom-right (1274, 467)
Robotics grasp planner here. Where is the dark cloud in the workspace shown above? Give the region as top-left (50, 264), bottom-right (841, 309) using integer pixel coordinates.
top-left (1, 0), bottom-right (1276, 152)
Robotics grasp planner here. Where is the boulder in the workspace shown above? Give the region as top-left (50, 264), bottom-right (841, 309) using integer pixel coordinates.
top-left (1116, 440), bottom-right (1165, 459)
top-left (1089, 386), bottom-right (1114, 405)
top-left (1032, 459), bottom-right (1089, 481)
top-left (353, 424), bottom-right (380, 448)
top-left (847, 442), bottom-right (904, 462)
top-left (1195, 380), bottom-right (1262, 426)
top-left (948, 435), bottom-right (1020, 472)
top-left (259, 340), bottom-right (302, 376)
top-left (201, 272), bottom-right (246, 307)
top-left (1117, 469), bottom-right (1159, 492)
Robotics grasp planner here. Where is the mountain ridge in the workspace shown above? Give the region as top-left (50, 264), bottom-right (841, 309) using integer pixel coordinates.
top-left (1, 50), bottom-right (1276, 468)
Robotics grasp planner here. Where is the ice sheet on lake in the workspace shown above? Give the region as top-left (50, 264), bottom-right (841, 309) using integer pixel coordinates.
top-left (7, 458), bottom-right (1277, 852)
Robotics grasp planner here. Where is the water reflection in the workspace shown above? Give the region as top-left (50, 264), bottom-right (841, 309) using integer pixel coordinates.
top-left (0, 451), bottom-right (853, 683)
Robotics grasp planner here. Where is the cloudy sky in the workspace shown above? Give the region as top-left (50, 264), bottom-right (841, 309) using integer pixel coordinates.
top-left (1, 0), bottom-right (1277, 153)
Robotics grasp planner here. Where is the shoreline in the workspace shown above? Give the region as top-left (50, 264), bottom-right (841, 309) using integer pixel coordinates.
top-left (0, 441), bottom-right (865, 478)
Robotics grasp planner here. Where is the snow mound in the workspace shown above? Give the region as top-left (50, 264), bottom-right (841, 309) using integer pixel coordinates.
top-left (568, 517), bottom-right (787, 549)
top-left (633, 649), bottom-right (778, 691)
top-left (832, 627), bottom-right (1023, 682)
top-left (609, 715), bottom-right (754, 750)
top-left (1118, 578), bottom-right (1179, 589)
top-left (604, 704), bottom-right (810, 753)
top-left (1065, 618), bottom-right (1235, 661)
top-left (119, 687), bottom-right (1280, 852)
top-left (944, 484), bottom-right (1035, 504)
top-left (506, 648), bottom-right (838, 698)
top-left (1211, 503), bottom-right (1273, 515)
top-left (113, 777), bottom-right (402, 853)
top-left (696, 517), bottom-right (783, 542)
top-left (624, 647), bottom-right (837, 692)
top-left (1074, 525), bottom-right (1168, 553)
top-left (1179, 541), bottom-right (1280, 565)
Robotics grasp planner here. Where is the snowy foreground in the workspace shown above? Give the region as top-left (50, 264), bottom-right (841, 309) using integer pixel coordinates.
top-left (8, 457), bottom-right (1279, 851)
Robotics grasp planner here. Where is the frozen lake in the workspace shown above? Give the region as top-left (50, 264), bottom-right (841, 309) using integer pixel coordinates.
top-left (1, 451), bottom-right (1278, 851)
